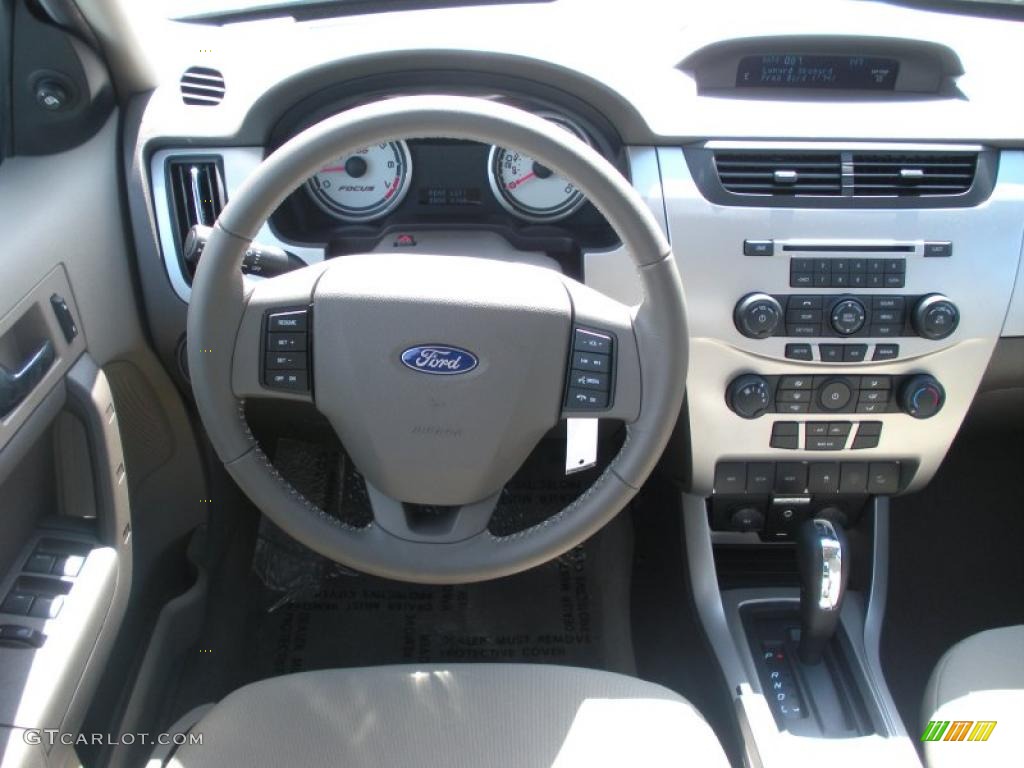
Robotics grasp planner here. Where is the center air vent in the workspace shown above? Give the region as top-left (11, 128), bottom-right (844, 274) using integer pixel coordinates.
top-left (166, 158), bottom-right (226, 276)
top-left (713, 152), bottom-right (843, 196)
top-left (180, 66), bottom-right (225, 106)
top-left (850, 152), bottom-right (977, 197)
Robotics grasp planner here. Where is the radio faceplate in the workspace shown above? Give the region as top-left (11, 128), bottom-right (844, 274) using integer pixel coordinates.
top-left (643, 146), bottom-right (1024, 496)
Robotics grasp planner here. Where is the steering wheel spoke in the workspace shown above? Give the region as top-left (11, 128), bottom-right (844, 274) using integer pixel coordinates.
top-left (560, 278), bottom-right (642, 424)
top-left (230, 262), bottom-right (331, 403)
top-left (366, 482), bottom-right (498, 544)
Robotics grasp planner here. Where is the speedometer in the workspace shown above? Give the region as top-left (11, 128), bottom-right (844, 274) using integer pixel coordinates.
top-left (487, 116), bottom-right (590, 222)
top-left (307, 141), bottom-right (412, 222)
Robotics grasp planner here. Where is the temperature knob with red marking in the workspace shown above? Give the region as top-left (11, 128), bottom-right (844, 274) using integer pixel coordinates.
top-left (900, 375), bottom-right (945, 419)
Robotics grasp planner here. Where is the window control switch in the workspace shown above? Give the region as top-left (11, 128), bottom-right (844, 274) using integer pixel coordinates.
top-left (1, 592), bottom-right (34, 616)
top-left (25, 554), bottom-right (55, 574)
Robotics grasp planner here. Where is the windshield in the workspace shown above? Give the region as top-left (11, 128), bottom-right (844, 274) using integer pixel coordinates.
top-left (165, 0), bottom-right (547, 22)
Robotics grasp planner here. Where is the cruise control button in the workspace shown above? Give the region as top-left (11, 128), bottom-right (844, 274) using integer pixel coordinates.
top-left (267, 333), bottom-right (307, 352)
top-left (566, 388), bottom-right (607, 409)
top-left (266, 371), bottom-right (308, 391)
top-left (268, 310), bottom-right (308, 332)
top-left (573, 329), bottom-right (612, 355)
top-left (571, 351), bottom-right (610, 373)
top-left (570, 370), bottom-right (608, 391)
top-left (266, 352), bottom-right (307, 370)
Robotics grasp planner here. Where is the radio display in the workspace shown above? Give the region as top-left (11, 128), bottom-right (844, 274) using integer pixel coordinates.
top-left (736, 55), bottom-right (900, 90)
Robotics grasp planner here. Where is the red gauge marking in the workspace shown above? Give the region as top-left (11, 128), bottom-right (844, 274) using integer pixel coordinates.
top-left (383, 176), bottom-right (401, 199)
top-left (507, 171), bottom-right (536, 190)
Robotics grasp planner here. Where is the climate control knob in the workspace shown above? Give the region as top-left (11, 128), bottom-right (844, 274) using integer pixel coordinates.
top-left (830, 298), bottom-right (867, 336)
top-left (734, 293), bottom-right (783, 339)
top-left (900, 375), bottom-right (946, 419)
top-left (727, 374), bottom-right (772, 419)
top-left (912, 294), bottom-right (960, 340)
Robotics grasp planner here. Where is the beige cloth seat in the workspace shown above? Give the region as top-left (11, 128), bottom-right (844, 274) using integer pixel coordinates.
top-left (921, 625), bottom-right (1024, 768)
top-left (168, 664), bottom-right (730, 768)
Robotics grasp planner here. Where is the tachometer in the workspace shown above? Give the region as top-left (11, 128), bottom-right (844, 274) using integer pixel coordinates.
top-left (308, 141), bottom-right (412, 222)
top-left (487, 116), bottom-right (589, 222)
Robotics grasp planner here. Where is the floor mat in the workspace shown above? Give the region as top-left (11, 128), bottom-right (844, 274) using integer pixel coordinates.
top-left (247, 515), bottom-right (635, 678)
top-left (882, 424), bottom-right (1024, 736)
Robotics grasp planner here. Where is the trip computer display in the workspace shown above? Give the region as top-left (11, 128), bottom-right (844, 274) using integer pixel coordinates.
top-left (736, 55), bottom-right (899, 90)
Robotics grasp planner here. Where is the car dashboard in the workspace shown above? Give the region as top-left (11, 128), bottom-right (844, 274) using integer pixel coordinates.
top-left (128, 0), bottom-right (1024, 522)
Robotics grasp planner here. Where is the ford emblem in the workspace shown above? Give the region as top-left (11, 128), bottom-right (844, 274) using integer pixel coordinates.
top-left (400, 345), bottom-right (479, 375)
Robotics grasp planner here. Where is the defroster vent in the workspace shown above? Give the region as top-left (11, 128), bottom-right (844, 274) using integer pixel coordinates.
top-left (180, 66), bottom-right (226, 106)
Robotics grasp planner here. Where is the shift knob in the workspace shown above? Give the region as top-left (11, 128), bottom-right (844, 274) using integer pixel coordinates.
top-left (796, 518), bottom-right (849, 665)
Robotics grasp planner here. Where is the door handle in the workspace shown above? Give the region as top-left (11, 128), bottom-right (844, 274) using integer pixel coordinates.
top-left (0, 340), bottom-right (55, 417)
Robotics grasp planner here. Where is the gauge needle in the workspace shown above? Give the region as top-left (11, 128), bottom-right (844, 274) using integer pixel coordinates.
top-left (507, 171), bottom-right (536, 190)
top-left (320, 166), bottom-right (346, 173)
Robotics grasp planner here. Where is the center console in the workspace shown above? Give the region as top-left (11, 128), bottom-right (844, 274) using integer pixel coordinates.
top-left (648, 144), bottom-right (1023, 532)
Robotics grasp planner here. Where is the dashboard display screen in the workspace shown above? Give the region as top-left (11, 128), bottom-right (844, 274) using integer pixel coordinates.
top-left (736, 55), bottom-right (899, 90)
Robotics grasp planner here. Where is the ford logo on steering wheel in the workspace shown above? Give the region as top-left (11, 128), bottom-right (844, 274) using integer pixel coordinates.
top-left (400, 345), bottom-right (479, 375)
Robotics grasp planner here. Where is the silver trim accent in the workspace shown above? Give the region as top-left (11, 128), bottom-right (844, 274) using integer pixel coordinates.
top-left (862, 496), bottom-right (910, 736)
top-left (703, 140), bottom-right (986, 153)
top-left (150, 147), bottom-right (324, 303)
top-left (188, 166), bottom-right (208, 226)
top-left (812, 518), bottom-right (844, 611)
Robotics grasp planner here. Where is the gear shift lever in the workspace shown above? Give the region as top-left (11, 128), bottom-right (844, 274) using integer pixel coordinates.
top-left (796, 518), bottom-right (849, 665)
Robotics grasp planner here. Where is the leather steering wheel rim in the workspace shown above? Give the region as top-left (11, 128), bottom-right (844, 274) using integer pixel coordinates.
top-left (187, 95), bottom-right (687, 584)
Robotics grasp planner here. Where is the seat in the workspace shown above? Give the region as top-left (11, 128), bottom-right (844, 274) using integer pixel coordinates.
top-left (921, 625), bottom-right (1024, 768)
top-left (166, 664), bottom-right (730, 768)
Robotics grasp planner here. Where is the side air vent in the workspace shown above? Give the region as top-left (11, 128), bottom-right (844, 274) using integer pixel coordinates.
top-left (180, 66), bottom-right (226, 106)
top-left (713, 152), bottom-right (843, 196)
top-left (851, 152), bottom-right (977, 197)
top-left (166, 158), bottom-right (226, 275)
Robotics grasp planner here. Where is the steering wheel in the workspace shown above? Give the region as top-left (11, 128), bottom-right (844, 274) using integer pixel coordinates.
top-left (187, 96), bottom-right (687, 584)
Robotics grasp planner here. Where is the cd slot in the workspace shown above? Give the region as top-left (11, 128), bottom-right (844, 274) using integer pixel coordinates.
top-left (782, 244), bottom-right (915, 253)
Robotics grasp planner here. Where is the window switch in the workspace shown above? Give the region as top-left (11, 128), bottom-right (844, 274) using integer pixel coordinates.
top-left (51, 555), bottom-right (85, 577)
top-left (29, 596), bottom-right (64, 620)
top-left (25, 554), bottom-right (55, 574)
top-left (1, 592), bottom-right (34, 616)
